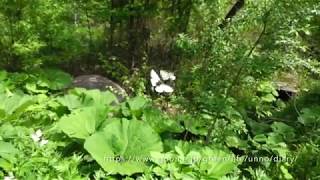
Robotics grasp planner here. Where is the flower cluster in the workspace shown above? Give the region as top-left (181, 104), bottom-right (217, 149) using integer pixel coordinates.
top-left (31, 129), bottom-right (49, 147)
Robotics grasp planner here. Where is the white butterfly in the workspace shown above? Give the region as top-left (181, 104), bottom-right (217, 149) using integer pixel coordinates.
top-left (155, 84), bottom-right (174, 93)
top-left (150, 69), bottom-right (175, 94)
top-left (160, 70), bottom-right (176, 81)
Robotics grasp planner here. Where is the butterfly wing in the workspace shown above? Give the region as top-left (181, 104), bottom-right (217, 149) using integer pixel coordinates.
top-left (155, 84), bottom-right (174, 93)
top-left (169, 73), bottom-right (176, 81)
top-left (150, 69), bottom-right (161, 86)
top-left (160, 70), bottom-right (170, 81)
top-left (160, 70), bottom-right (176, 81)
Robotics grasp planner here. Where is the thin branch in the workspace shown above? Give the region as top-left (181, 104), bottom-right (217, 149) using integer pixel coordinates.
top-left (205, 10), bottom-right (271, 144)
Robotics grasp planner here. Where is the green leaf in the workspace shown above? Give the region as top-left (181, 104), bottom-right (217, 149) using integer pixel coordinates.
top-left (280, 164), bottom-right (293, 179)
top-left (298, 107), bottom-right (320, 126)
top-left (126, 96), bottom-right (148, 117)
top-left (0, 141), bottom-right (19, 163)
top-left (0, 124), bottom-right (17, 139)
top-left (25, 82), bottom-right (48, 93)
top-left (184, 117), bottom-right (208, 136)
top-left (150, 146), bottom-right (237, 179)
top-left (253, 134), bottom-right (267, 143)
top-left (37, 69), bottom-right (72, 90)
top-left (59, 106), bottom-right (108, 139)
top-left (58, 89), bottom-right (118, 111)
top-left (265, 133), bottom-right (289, 157)
top-left (247, 119), bottom-right (270, 135)
top-left (0, 158), bottom-right (13, 171)
top-left (142, 107), bottom-right (184, 133)
top-left (0, 71), bottom-right (7, 81)
top-left (0, 109), bottom-right (5, 119)
top-left (261, 94), bottom-right (276, 102)
top-left (226, 136), bottom-right (248, 149)
top-left (271, 122), bottom-right (295, 140)
top-left (83, 89), bottom-right (118, 106)
top-left (84, 119), bottom-right (163, 175)
top-left (0, 93), bottom-right (35, 120)
top-left (57, 94), bottom-right (88, 110)
top-left (200, 147), bottom-right (237, 178)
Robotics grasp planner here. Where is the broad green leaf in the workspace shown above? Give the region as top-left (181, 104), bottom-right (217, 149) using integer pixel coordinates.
top-left (0, 158), bottom-right (13, 171)
top-left (0, 93), bottom-right (35, 120)
top-left (246, 119), bottom-right (270, 135)
top-left (226, 136), bottom-right (248, 149)
top-left (258, 82), bottom-right (278, 95)
top-left (0, 124), bottom-right (17, 139)
top-left (127, 96), bottom-right (148, 117)
top-left (271, 122), bottom-right (295, 140)
top-left (58, 89), bottom-right (118, 110)
top-left (253, 134), bottom-right (267, 143)
top-left (298, 107), bottom-right (320, 126)
top-left (84, 119), bottom-right (163, 175)
top-left (84, 89), bottom-right (118, 106)
top-left (57, 94), bottom-right (88, 110)
top-left (150, 146), bottom-right (237, 179)
top-left (25, 82), bottom-right (48, 93)
top-left (185, 151), bottom-right (202, 165)
top-left (59, 106), bottom-right (108, 139)
top-left (150, 151), bottom-right (176, 166)
top-left (0, 141), bottom-right (19, 163)
top-left (142, 107), bottom-right (184, 133)
top-left (261, 94), bottom-right (276, 102)
top-left (184, 117), bottom-right (208, 136)
top-left (152, 166), bottom-right (168, 177)
top-left (200, 147), bottom-right (237, 178)
top-left (0, 109), bottom-right (5, 119)
top-left (121, 103), bottom-right (131, 117)
top-left (37, 69), bottom-right (72, 90)
top-left (266, 133), bottom-right (284, 145)
top-left (265, 133), bottom-right (289, 157)
top-left (280, 165), bottom-right (293, 179)
top-left (0, 71), bottom-right (7, 81)
top-left (0, 84), bottom-right (5, 93)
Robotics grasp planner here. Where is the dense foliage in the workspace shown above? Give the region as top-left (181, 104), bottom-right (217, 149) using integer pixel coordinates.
top-left (0, 0), bottom-right (320, 179)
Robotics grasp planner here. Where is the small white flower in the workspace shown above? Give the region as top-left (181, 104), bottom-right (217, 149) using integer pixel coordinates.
top-left (31, 129), bottom-right (48, 147)
top-left (39, 139), bottom-right (49, 147)
top-left (155, 84), bottom-right (174, 93)
top-left (31, 129), bottom-right (43, 142)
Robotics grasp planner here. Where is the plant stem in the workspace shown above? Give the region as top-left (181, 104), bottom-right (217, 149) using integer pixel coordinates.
top-left (205, 11), bottom-right (270, 145)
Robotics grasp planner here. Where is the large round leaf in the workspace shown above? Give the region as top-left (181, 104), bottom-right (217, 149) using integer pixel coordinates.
top-left (0, 93), bottom-right (35, 120)
top-left (84, 119), bottom-right (163, 175)
top-left (38, 69), bottom-right (72, 90)
top-left (58, 106), bottom-right (107, 139)
top-left (199, 147), bottom-right (238, 178)
top-left (57, 89), bottom-right (118, 110)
